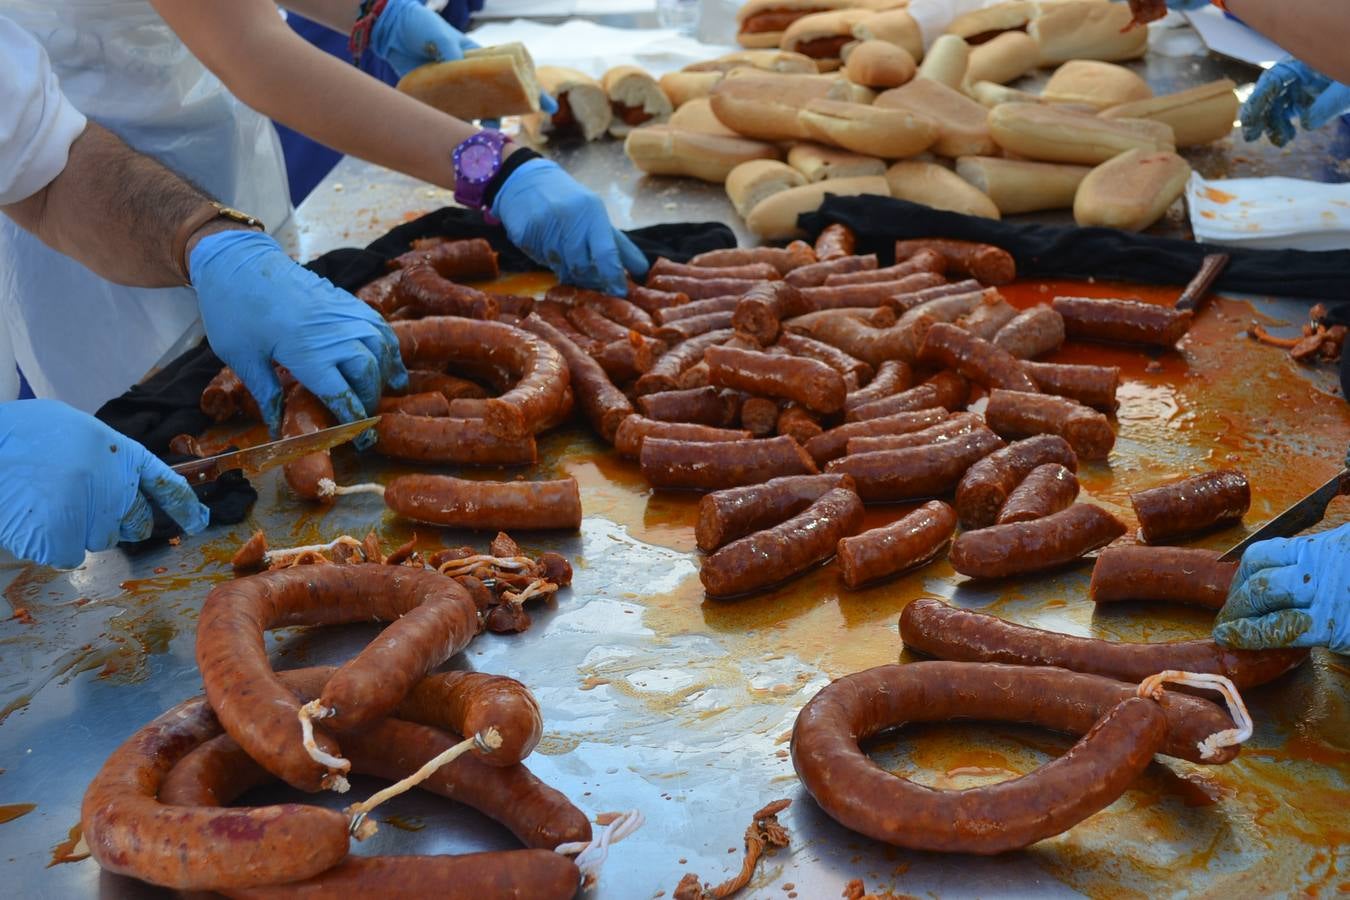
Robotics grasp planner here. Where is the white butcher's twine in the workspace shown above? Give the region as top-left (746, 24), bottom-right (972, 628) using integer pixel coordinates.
top-left (555, 809), bottom-right (646, 888)
top-left (297, 700), bottom-right (352, 787)
top-left (503, 579), bottom-right (558, 604)
top-left (265, 535), bottom-right (365, 567)
top-left (316, 478), bottom-right (386, 499)
top-left (1136, 671), bottom-right (1253, 761)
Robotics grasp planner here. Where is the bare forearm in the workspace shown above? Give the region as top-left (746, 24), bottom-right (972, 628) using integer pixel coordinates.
top-left (1226, 0), bottom-right (1350, 83)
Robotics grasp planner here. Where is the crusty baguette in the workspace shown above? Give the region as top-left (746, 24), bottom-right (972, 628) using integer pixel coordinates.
top-left (886, 161), bottom-right (1000, 219)
top-left (396, 43), bottom-right (539, 120)
top-left (782, 9), bottom-right (873, 62)
top-left (1073, 148), bottom-right (1191, 231)
top-left (726, 159), bottom-right (809, 218)
top-left (969, 80), bottom-right (1046, 108)
top-left (746, 175), bottom-right (891, 239)
top-left (874, 78), bottom-right (997, 157)
top-left (788, 143), bottom-right (887, 182)
top-left (685, 49), bottom-right (819, 75)
top-left (798, 98), bottom-right (939, 158)
top-left (668, 97), bottom-right (741, 137)
top-left (625, 125), bottom-right (780, 183)
top-left (659, 71), bottom-right (724, 108)
top-left (522, 66), bottom-right (611, 142)
top-left (1100, 79), bottom-right (1238, 147)
top-left (843, 39), bottom-right (916, 89)
top-left (1041, 60), bottom-right (1153, 109)
top-left (955, 156), bottom-right (1090, 214)
top-left (710, 72), bottom-right (873, 142)
top-left (988, 102), bottom-right (1175, 164)
top-left (947, 2), bottom-right (1034, 40)
top-left (963, 31), bottom-right (1040, 87)
top-left (1029, 0), bottom-right (1148, 65)
top-left (852, 8), bottom-right (924, 61)
top-left (603, 65), bottom-right (674, 138)
top-left (916, 34), bottom-right (969, 89)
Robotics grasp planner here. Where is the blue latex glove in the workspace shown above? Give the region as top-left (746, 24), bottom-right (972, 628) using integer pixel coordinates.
top-left (1163, 0), bottom-right (1210, 8)
top-left (1307, 82), bottom-right (1350, 130)
top-left (1213, 522), bottom-right (1350, 653)
top-left (190, 231), bottom-right (408, 441)
top-left (491, 158), bottom-right (650, 296)
top-left (370, 0), bottom-right (478, 78)
top-left (1240, 58), bottom-right (1342, 147)
top-left (0, 400), bottom-right (209, 568)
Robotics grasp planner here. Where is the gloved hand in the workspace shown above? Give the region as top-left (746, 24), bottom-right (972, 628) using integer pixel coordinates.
top-left (1241, 58), bottom-right (1350, 147)
top-left (370, 0), bottom-right (478, 78)
top-left (190, 230), bottom-right (408, 441)
top-left (1213, 522), bottom-right (1350, 654)
top-left (0, 400), bottom-right (210, 568)
top-left (491, 158), bottom-right (650, 296)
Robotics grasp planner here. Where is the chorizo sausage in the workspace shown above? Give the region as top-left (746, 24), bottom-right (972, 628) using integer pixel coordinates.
top-left (917, 322), bottom-right (1040, 393)
top-left (1130, 470), bottom-right (1251, 544)
top-left (687, 242), bottom-right (817, 274)
top-left (731, 281), bottom-right (807, 345)
top-left (776, 403), bottom-right (824, 444)
top-left (625, 282), bottom-right (691, 316)
top-left (894, 238), bottom-right (1016, 285)
top-left (553, 286), bottom-right (656, 334)
top-left (785, 310), bottom-right (911, 370)
top-left (1023, 361), bottom-right (1120, 412)
top-left (844, 359), bottom-right (913, 411)
top-left (640, 434), bottom-right (817, 491)
top-left (788, 306), bottom-right (896, 331)
top-left (706, 344), bottom-right (847, 414)
top-left (614, 415), bottom-right (753, 459)
top-left (389, 238), bottom-right (499, 282)
top-left (405, 370), bottom-right (489, 401)
top-left (1052, 296), bottom-right (1193, 348)
top-left (846, 370), bottom-right (970, 421)
top-left (356, 270), bottom-right (404, 317)
top-left (281, 384), bottom-right (336, 501)
top-left (202, 366), bottom-right (262, 423)
top-left (739, 395), bottom-right (780, 436)
top-left (776, 332), bottom-right (872, 388)
top-left (395, 671), bottom-right (541, 767)
top-left (701, 487), bottom-right (863, 597)
top-left (519, 314), bottom-right (633, 444)
top-left (376, 415), bottom-right (537, 466)
top-left (822, 249), bottom-right (947, 286)
top-left (648, 258), bottom-right (781, 282)
top-left (649, 274), bottom-right (769, 300)
top-left (899, 597), bottom-right (1308, 689)
top-left (955, 297), bottom-right (1019, 340)
top-left (827, 428), bottom-right (1004, 502)
top-left (798, 272), bottom-right (947, 312)
top-left (384, 475), bottom-right (582, 531)
top-left (837, 500), bottom-right (957, 588)
top-left (695, 473), bottom-right (856, 552)
top-left (814, 223), bottom-right (856, 261)
top-left (785, 254), bottom-right (878, 289)
top-left (954, 435), bottom-right (1078, 529)
top-left (1089, 546), bottom-right (1238, 610)
top-left (804, 408), bottom-right (950, 466)
top-left (985, 389), bottom-right (1115, 461)
top-left (635, 328), bottom-right (734, 395)
top-left (656, 310), bottom-right (737, 343)
top-left (995, 463), bottom-right (1079, 524)
top-left (949, 503), bottom-right (1126, 578)
top-left (593, 333), bottom-right (659, 381)
top-left (636, 386), bottom-right (741, 427)
top-left (535, 300), bottom-right (599, 354)
top-left (654, 293), bottom-right (741, 324)
top-left (991, 306), bottom-right (1066, 360)
top-left (845, 411), bottom-right (982, 454)
top-left (377, 391), bottom-right (453, 417)
top-left (396, 264), bottom-right (499, 320)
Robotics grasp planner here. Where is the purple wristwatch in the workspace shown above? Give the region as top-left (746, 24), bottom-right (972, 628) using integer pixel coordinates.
top-left (452, 129), bottom-right (511, 217)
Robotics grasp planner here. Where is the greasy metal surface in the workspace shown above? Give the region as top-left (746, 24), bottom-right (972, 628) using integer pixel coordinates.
top-left (4, 44), bottom-right (1350, 900)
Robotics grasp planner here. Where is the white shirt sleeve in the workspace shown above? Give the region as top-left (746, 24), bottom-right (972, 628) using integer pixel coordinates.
top-left (0, 16), bottom-right (89, 206)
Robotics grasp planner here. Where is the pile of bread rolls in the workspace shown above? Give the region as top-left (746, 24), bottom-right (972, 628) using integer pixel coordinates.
top-left (524, 0), bottom-right (1237, 238)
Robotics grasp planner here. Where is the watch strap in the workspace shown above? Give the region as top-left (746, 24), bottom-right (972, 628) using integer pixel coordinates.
top-left (483, 147), bottom-right (542, 212)
top-left (173, 201), bottom-right (264, 285)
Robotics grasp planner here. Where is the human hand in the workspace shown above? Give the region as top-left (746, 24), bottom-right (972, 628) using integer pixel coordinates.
top-left (0, 400), bottom-right (209, 568)
top-left (370, 0), bottom-right (479, 78)
top-left (491, 158), bottom-right (650, 296)
top-left (1241, 58), bottom-right (1335, 146)
top-left (1213, 522), bottom-right (1350, 653)
top-left (190, 231), bottom-right (408, 440)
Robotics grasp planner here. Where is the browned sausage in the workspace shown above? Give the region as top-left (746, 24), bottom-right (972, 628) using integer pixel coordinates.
top-left (706, 344), bottom-right (847, 414)
top-left (792, 660), bottom-right (1243, 855)
top-left (654, 293), bottom-right (740, 324)
top-left (992, 306), bottom-right (1066, 360)
top-left (950, 503), bottom-right (1126, 578)
top-left (803, 407), bottom-right (945, 465)
top-left (954, 434), bottom-right (1078, 529)
top-left (625, 283), bottom-right (690, 316)
top-left (827, 429), bottom-right (1004, 502)
top-left (544, 285), bottom-right (657, 335)
top-left (846, 371), bottom-right (970, 421)
top-left (814, 223), bottom-right (857, 261)
top-left (838, 500), bottom-right (956, 588)
top-left (384, 475), bottom-right (582, 531)
top-left (1052, 296), bottom-right (1193, 348)
top-left (535, 300), bottom-right (600, 354)
top-left (406, 370), bottom-right (490, 401)
top-left (687, 242), bottom-right (817, 274)
top-left (376, 415), bottom-right (538, 466)
top-left (648, 258), bottom-right (781, 282)
top-left (739, 395), bottom-right (780, 436)
top-left (593, 333), bottom-right (659, 381)
top-left (917, 322), bottom-right (1039, 393)
top-left (785, 310), bottom-right (911, 370)
top-left (996, 463), bottom-right (1079, 524)
top-left (390, 238), bottom-right (499, 282)
top-left (201, 366), bottom-right (262, 423)
top-left (844, 359), bottom-right (913, 411)
top-left (634, 328), bottom-right (734, 395)
top-left (1130, 470), bottom-right (1251, 544)
top-left (776, 332), bottom-right (872, 388)
top-left (656, 310), bottom-right (737, 343)
top-left (566, 303), bottom-right (636, 345)
top-left (899, 597), bottom-right (1308, 689)
top-left (396, 264), bottom-right (499, 319)
top-left (281, 384), bottom-right (336, 500)
top-left (823, 249), bottom-right (947, 286)
top-left (377, 391), bottom-right (453, 417)
top-left (356, 270), bottom-right (404, 317)
top-left (785, 254), bottom-right (878, 288)
top-left (519, 314), bottom-right (633, 444)
top-left (731, 281), bottom-right (806, 345)
top-left (695, 473), bottom-right (856, 552)
top-left (1089, 546), bottom-right (1238, 610)
top-left (614, 415), bottom-right (753, 459)
top-left (798, 272), bottom-right (947, 312)
top-left (788, 306), bottom-right (897, 331)
top-left (777, 404), bottom-right (824, 443)
top-left (637, 386), bottom-right (740, 426)
top-left (1023, 361), bottom-right (1120, 412)
top-left (701, 487), bottom-right (863, 597)
top-left (491, 293), bottom-right (536, 318)
top-left (985, 389), bottom-right (1115, 461)
top-left (845, 411), bottom-right (982, 454)
top-left (640, 434), bottom-right (817, 491)
top-left (894, 238), bottom-right (1015, 285)
top-left (956, 297), bottom-right (1019, 340)
top-left (649, 274), bottom-right (769, 300)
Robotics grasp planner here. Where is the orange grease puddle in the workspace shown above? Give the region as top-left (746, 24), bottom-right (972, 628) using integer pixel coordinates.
top-left (0, 802), bottom-right (35, 824)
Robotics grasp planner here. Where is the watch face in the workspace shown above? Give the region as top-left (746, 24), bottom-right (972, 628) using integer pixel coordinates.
top-left (461, 143), bottom-right (498, 182)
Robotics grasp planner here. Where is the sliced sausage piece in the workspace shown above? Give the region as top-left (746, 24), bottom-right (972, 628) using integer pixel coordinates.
top-left (838, 500), bottom-right (957, 588)
top-left (1129, 470), bottom-right (1251, 544)
top-left (826, 429), bottom-right (1005, 503)
top-left (384, 475), bottom-right (583, 531)
top-left (696, 473), bottom-right (856, 552)
top-left (985, 389), bottom-right (1115, 461)
top-left (949, 504), bottom-right (1126, 578)
top-left (1052, 296), bottom-right (1193, 348)
top-left (894, 239), bottom-right (1016, 285)
top-left (992, 306), bottom-right (1066, 360)
top-left (995, 463), bottom-right (1079, 524)
top-left (917, 322), bottom-right (1039, 393)
top-left (641, 435), bottom-right (817, 491)
top-left (1089, 546), bottom-right (1238, 610)
top-left (614, 415), bottom-right (752, 459)
top-left (805, 407), bottom-right (949, 466)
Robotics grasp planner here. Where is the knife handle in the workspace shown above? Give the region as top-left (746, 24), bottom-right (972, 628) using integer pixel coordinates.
top-left (173, 457), bottom-right (222, 486)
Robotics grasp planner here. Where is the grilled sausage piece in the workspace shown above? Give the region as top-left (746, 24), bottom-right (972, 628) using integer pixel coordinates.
top-left (1129, 470), bottom-right (1251, 544)
top-left (950, 503), bottom-right (1126, 578)
top-left (1090, 546), bottom-right (1238, 610)
top-left (837, 500), bottom-right (957, 588)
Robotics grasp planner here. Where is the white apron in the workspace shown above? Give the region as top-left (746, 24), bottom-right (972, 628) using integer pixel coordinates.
top-left (0, 0), bottom-right (291, 412)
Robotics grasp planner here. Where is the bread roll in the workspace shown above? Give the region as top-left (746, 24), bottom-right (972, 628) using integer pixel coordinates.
top-left (659, 71), bottom-right (724, 108)
top-left (947, 2), bottom-right (1034, 41)
top-left (916, 34), bottom-right (969, 89)
top-left (625, 125), bottom-right (780, 183)
top-left (885, 161), bottom-right (1000, 218)
top-left (1074, 149), bottom-right (1190, 231)
top-left (955, 156), bottom-right (1090, 213)
top-left (969, 81), bottom-right (1045, 108)
top-left (798, 98), bottom-right (939, 157)
top-left (964, 31), bottom-right (1040, 86)
top-left (782, 9), bottom-right (872, 63)
top-left (875, 78), bottom-right (998, 157)
top-left (1042, 60), bottom-right (1153, 109)
top-left (668, 97), bottom-right (740, 137)
top-left (1101, 79), bottom-right (1238, 147)
top-left (736, 0), bottom-right (858, 49)
top-left (397, 43), bottom-right (540, 121)
top-left (1029, 1), bottom-right (1148, 65)
top-left (710, 72), bottom-right (873, 142)
top-left (852, 9), bottom-right (924, 61)
top-left (685, 49), bottom-right (819, 74)
top-left (843, 39), bottom-right (916, 88)
top-left (746, 175), bottom-right (891, 239)
top-left (603, 65), bottom-right (674, 137)
top-left (988, 102), bottom-right (1174, 164)
top-left (788, 143), bottom-right (887, 181)
top-left (522, 67), bottom-right (611, 142)
top-left (726, 160), bottom-right (809, 218)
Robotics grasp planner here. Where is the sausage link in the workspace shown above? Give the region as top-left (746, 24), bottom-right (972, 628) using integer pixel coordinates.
top-left (844, 360), bottom-right (913, 411)
top-left (823, 249), bottom-right (947, 286)
top-left (648, 258), bottom-right (781, 282)
top-left (985, 389), bottom-right (1115, 461)
top-left (614, 415), bottom-right (753, 459)
top-left (776, 404), bottom-right (824, 444)
top-left (1023, 361), bottom-right (1120, 411)
top-left (695, 473), bottom-right (856, 552)
top-left (954, 435), bottom-right (1078, 529)
top-left (558, 286), bottom-right (656, 334)
top-left (894, 238), bottom-right (1015, 285)
top-left (731, 281), bottom-right (807, 345)
top-left (625, 282), bottom-right (691, 316)
top-left (956, 297), bottom-right (1019, 340)
top-left (1130, 470), bottom-right (1251, 544)
top-left (634, 328), bottom-right (734, 395)
top-left (377, 391), bottom-right (453, 417)
top-left (202, 367), bottom-right (262, 423)
top-left (376, 415), bottom-right (537, 465)
top-left (785, 254), bottom-right (878, 289)
top-left (640, 434), bottom-right (817, 491)
top-left (384, 475), bottom-right (582, 531)
top-left (917, 322), bottom-right (1039, 393)
top-left (1052, 296), bottom-right (1193, 348)
top-left (706, 344), bottom-right (847, 414)
top-left (654, 293), bottom-right (741, 324)
top-left (636, 386), bottom-right (740, 426)
top-left (847, 370), bottom-right (970, 421)
top-left (992, 306), bottom-right (1066, 360)
top-left (1090, 546), bottom-right (1238, 610)
top-left (396, 264), bottom-right (499, 319)
top-left (739, 396), bottom-right (780, 436)
top-left (785, 310), bottom-right (911, 370)
top-left (535, 300), bottom-right (600, 354)
top-left (406, 370), bottom-right (490, 401)
top-left (519, 314), bottom-right (633, 444)
top-left (390, 238), bottom-right (499, 282)
top-left (776, 332), bottom-right (872, 388)
top-left (656, 310), bottom-right (737, 343)
top-left (788, 306), bottom-right (897, 330)
top-left (899, 597), bottom-right (1308, 689)
top-left (950, 503), bottom-right (1126, 578)
top-left (845, 411), bottom-right (982, 454)
top-left (804, 408), bottom-right (949, 466)
top-left (701, 487), bottom-right (863, 597)
top-left (281, 384), bottom-right (335, 500)
top-left (566, 303), bottom-right (634, 345)
top-left (649, 274), bottom-right (769, 300)
top-left (687, 242), bottom-right (817, 274)
top-left (995, 462), bottom-right (1079, 524)
top-left (799, 273), bottom-right (947, 312)
top-left (814, 223), bottom-right (857, 261)
top-left (827, 428), bottom-right (1004, 503)
top-left (838, 500), bottom-right (956, 588)
top-left (593, 334), bottom-right (659, 381)
top-left (355, 270), bottom-right (404, 317)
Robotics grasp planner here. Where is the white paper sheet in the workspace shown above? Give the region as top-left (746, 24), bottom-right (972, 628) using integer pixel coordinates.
top-left (1187, 172), bottom-right (1350, 251)
top-left (468, 19), bottom-right (738, 78)
top-left (1183, 7), bottom-right (1285, 67)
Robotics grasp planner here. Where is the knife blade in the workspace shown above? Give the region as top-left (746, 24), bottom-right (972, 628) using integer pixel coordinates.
top-left (1218, 465), bottom-right (1350, 562)
top-left (170, 416), bottom-right (380, 486)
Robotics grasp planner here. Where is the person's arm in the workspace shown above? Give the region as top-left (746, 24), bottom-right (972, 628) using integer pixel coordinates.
top-left (1224, 0), bottom-right (1350, 84)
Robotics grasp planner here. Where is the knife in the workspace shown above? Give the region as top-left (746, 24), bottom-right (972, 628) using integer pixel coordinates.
top-left (1218, 456), bottom-right (1350, 562)
top-left (170, 416), bottom-right (380, 486)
